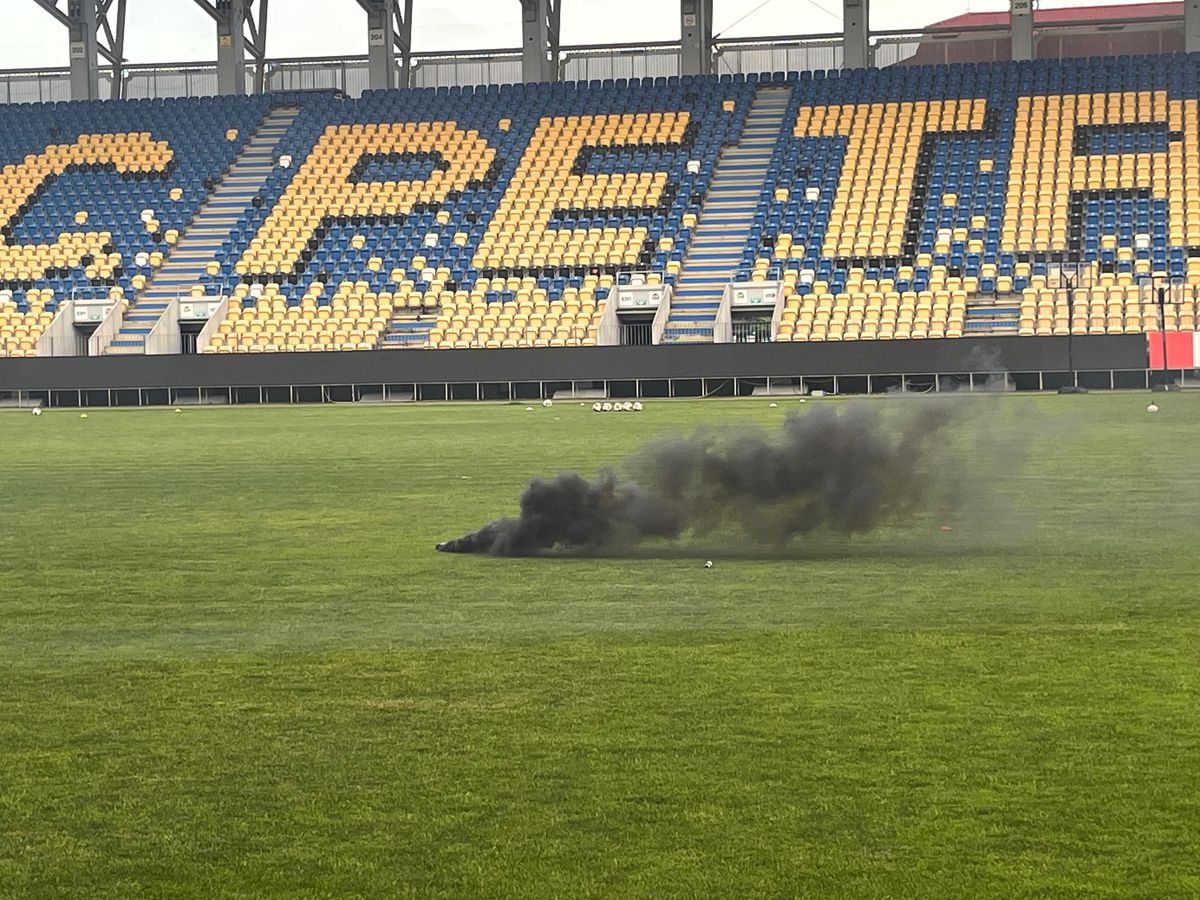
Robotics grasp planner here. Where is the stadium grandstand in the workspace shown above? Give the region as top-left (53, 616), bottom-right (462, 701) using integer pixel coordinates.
top-left (2, 0), bottom-right (1200, 401)
top-left (5, 9), bottom-right (1200, 897)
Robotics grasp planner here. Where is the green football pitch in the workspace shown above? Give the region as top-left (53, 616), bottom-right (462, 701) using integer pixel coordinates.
top-left (1, 394), bottom-right (1197, 898)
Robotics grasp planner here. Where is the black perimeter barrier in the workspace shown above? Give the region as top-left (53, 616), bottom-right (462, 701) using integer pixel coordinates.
top-left (0, 334), bottom-right (1154, 406)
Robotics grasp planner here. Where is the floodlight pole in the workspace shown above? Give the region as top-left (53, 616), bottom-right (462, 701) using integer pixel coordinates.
top-left (1152, 285), bottom-right (1172, 391)
top-left (1058, 271), bottom-right (1087, 394)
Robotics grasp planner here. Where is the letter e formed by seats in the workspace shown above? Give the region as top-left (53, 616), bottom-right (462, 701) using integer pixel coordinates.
top-left (473, 112), bottom-right (691, 272)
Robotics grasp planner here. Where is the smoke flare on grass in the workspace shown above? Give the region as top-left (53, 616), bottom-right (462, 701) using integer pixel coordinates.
top-left (436, 401), bottom-right (973, 556)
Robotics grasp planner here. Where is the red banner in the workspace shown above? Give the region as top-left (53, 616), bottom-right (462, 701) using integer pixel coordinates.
top-left (1146, 332), bottom-right (1197, 369)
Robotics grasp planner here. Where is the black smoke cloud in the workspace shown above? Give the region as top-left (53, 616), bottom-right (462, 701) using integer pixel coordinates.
top-left (437, 401), bottom-right (969, 556)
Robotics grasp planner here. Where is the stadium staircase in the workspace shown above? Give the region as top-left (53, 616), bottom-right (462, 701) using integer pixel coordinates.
top-left (965, 297), bottom-right (1020, 334)
top-left (105, 107), bottom-right (299, 354)
top-left (381, 307), bottom-right (436, 349)
top-left (660, 85), bottom-right (791, 343)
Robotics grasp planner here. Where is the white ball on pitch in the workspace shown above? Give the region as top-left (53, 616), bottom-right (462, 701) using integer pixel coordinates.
top-left (621, 401), bottom-right (634, 412)
top-left (769, 402), bottom-right (778, 408)
top-left (601, 402), bottom-right (613, 412)
top-left (704, 560), bottom-right (713, 569)
top-left (592, 402), bottom-right (603, 412)
top-left (1147, 403), bottom-right (1159, 413)
top-left (31, 407), bottom-right (42, 416)
top-left (542, 398), bottom-right (553, 408)
top-left (632, 401), bottom-right (643, 412)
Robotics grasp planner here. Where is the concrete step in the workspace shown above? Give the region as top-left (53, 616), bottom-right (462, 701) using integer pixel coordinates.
top-left (171, 244), bottom-right (225, 254)
top-left (686, 254), bottom-right (740, 263)
top-left (151, 271), bottom-right (206, 280)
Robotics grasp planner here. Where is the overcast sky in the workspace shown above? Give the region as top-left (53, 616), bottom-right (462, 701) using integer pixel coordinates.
top-left (2, 0), bottom-right (1145, 69)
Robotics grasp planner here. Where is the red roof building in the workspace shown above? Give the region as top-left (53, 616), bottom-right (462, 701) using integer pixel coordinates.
top-left (900, 2), bottom-right (1185, 65)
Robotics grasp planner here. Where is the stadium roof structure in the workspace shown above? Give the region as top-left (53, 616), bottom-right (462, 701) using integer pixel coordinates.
top-left (8, 0), bottom-right (1200, 104)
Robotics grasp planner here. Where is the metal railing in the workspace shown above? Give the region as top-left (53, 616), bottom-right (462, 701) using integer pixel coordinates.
top-left (426, 324), bottom-right (596, 349)
top-left (2, 14), bottom-right (1186, 101)
top-left (731, 321), bottom-right (774, 343)
top-left (31, 333), bottom-right (89, 358)
top-left (6, 367), bottom-right (1189, 411)
top-left (619, 322), bottom-right (654, 346)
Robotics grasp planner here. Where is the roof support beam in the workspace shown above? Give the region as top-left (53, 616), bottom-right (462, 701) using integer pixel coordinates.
top-left (194, 0), bottom-right (268, 94)
top-left (68, 0), bottom-right (100, 99)
top-left (842, 0), bottom-right (869, 69)
top-left (395, 0), bottom-right (413, 87)
top-left (102, 0), bottom-right (128, 99)
top-left (30, 0), bottom-right (70, 28)
top-left (520, 0), bottom-right (560, 83)
top-left (358, 0), bottom-right (413, 90)
top-left (680, 0), bottom-right (713, 76)
top-left (246, 0), bottom-right (269, 93)
top-left (30, 0), bottom-right (127, 100)
top-left (216, 0), bottom-right (247, 94)
top-left (1011, 0), bottom-right (1035, 61)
